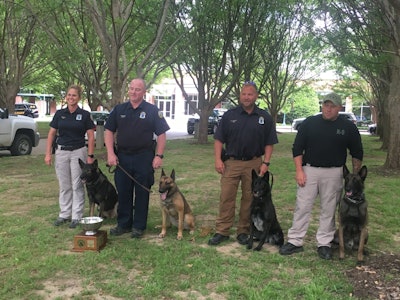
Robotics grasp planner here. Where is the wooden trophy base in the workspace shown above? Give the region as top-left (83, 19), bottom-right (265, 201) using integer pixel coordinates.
top-left (72, 230), bottom-right (107, 252)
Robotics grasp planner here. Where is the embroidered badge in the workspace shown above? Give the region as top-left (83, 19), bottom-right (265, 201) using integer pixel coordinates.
top-left (120, 114), bottom-right (126, 118)
top-left (259, 116), bottom-right (265, 125)
top-left (336, 129), bottom-right (345, 135)
top-left (158, 111), bottom-right (164, 119)
top-left (76, 114), bottom-right (82, 121)
top-left (140, 112), bottom-right (146, 119)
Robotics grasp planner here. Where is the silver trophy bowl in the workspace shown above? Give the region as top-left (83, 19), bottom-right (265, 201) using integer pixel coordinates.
top-left (80, 217), bottom-right (103, 236)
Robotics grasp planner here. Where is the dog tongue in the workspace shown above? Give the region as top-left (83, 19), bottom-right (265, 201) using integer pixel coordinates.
top-left (346, 191), bottom-right (353, 196)
top-left (160, 192), bottom-right (168, 201)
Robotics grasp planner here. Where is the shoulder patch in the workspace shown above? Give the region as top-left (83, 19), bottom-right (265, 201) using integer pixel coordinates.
top-left (158, 111), bottom-right (164, 119)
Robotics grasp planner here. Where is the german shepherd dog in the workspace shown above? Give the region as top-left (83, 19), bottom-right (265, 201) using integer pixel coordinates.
top-left (247, 170), bottom-right (284, 251)
top-left (337, 165), bottom-right (368, 263)
top-left (79, 159), bottom-right (118, 218)
top-left (158, 169), bottom-right (195, 240)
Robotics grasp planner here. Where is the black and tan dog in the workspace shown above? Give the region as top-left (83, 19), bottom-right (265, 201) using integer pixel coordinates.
top-left (79, 159), bottom-right (118, 218)
top-left (247, 170), bottom-right (284, 251)
top-left (337, 165), bottom-right (368, 263)
top-left (158, 169), bottom-right (195, 240)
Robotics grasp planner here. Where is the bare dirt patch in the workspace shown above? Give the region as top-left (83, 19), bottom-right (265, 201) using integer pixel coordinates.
top-left (345, 253), bottom-right (400, 299)
top-left (34, 273), bottom-right (122, 300)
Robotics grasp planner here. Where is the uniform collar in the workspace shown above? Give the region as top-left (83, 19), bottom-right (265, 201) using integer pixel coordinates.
top-left (238, 105), bottom-right (262, 115)
top-left (61, 106), bottom-right (83, 114)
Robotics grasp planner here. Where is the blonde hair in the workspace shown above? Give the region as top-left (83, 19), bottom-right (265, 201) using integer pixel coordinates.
top-left (67, 84), bottom-right (83, 98)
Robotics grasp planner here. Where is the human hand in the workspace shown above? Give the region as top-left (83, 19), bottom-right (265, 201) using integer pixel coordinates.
top-left (295, 169), bottom-right (306, 187)
top-left (44, 154), bottom-right (52, 166)
top-left (215, 159), bottom-right (225, 174)
top-left (107, 153), bottom-right (118, 167)
top-left (152, 156), bottom-right (163, 169)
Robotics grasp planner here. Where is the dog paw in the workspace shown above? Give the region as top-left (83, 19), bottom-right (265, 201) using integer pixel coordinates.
top-left (158, 233), bottom-right (166, 238)
top-left (176, 235), bottom-right (183, 240)
top-left (254, 247), bottom-right (262, 251)
top-left (189, 230), bottom-right (195, 235)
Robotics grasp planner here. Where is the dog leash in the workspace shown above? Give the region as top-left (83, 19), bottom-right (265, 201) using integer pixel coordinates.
top-left (107, 164), bottom-right (152, 193)
top-left (269, 172), bottom-right (274, 190)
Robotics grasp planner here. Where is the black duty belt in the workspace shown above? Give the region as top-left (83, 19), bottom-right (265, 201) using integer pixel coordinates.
top-left (305, 163), bottom-right (342, 168)
top-left (229, 156), bottom-right (259, 161)
top-left (58, 145), bottom-right (84, 151)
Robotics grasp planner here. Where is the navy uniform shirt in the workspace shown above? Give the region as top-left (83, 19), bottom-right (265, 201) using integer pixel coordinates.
top-left (50, 107), bottom-right (95, 147)
top-left (105, 100), bottom-right (170, 153)
top-left (214, 105), bottom-right (278, 158)
top-left (292, 114), bottom-right (363, 167)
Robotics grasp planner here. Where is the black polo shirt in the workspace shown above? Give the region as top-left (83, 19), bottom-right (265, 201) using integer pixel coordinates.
top-left (105, 100), bottom-right (170, 153)
top-left (292, 114), bottom-right (363, 167)
top-left (214, 105), bottom-right (278, 158)
top-left (50, 107), bottom-right (95, 147)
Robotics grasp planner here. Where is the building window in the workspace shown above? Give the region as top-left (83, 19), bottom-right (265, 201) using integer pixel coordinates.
top-left (155, 95), bottom-right (175, 119)
top-left (185, 94), bottom-right (198, 115)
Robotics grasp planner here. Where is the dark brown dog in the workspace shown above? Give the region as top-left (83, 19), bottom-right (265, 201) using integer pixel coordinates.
top-left (158, 169), bottom-right (195, 240)
top-left (79, 159), bottom-right (118, 218)
top-left (247, 170), bottom-right (284, 251)
top-left (338, 165), bottom-right (368, 263)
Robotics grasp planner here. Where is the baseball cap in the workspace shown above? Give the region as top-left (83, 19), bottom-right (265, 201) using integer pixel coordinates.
top-left (322, 92), bottom-right (342, 106)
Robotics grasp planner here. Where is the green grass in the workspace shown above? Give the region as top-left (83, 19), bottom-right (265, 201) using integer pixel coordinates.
top-left (0, 133), bottom-right (398, 299)
top-left (36, 121), bottom-right (50, 138)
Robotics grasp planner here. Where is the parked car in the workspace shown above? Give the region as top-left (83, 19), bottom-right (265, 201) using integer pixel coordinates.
top-left (90, 111), bottom-right (109, 125)
top-left (368, 123), bottom-right (377, 135)
top-left (86, 111), bottom-right (109, 143)
top-left (187, 109), bottom-right (226, 135)
top-left (292, 111), bottom-right (357, 131)
top-left (356, 115), bottom-right (371, 126)
top-left (14, 103), bottom-right (39, 118)
top-left (0, 107), bottom-right (40, 155)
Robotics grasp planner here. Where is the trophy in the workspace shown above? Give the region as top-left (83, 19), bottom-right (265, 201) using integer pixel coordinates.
top-left (72, 217), bottom-right (107, 252)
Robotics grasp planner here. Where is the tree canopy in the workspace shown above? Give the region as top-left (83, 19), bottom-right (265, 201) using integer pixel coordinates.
top-left (0, 0), bottom-right (399, 168)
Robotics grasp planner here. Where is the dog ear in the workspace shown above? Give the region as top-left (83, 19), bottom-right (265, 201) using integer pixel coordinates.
top-left (343, 165), bottom-right (350, 178)
top-left (78, 158), bottom-right (85, 168)
top-left (252, 169), bottom-right (258, 180)
top-left (263, 171), bottom-right (269, 182)
top-left (161, 168), bottom-right (166, 177)
top-left (359, 166), bottom-right (367, 181)
top-left (171, 169), bottom-right (175, 180)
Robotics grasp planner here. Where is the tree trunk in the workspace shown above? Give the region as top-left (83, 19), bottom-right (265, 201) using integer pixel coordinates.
top-left (384, 60), bottom-right (400, 169)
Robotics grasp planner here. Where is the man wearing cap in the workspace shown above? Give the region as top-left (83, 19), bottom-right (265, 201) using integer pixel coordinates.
top-left (279, 92), bottom-right (363, 260)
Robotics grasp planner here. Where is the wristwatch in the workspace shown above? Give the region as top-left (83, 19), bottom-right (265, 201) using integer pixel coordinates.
top-left (262, 161), bottom-right (270, 166)
top-left (88, 154), bottom-right (94, 158)
top-left (155, 154), bottom-right (164, 159)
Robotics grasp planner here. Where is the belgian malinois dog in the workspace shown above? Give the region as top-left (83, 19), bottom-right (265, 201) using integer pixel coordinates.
top-left (79, 159), bottom-right (118, 218)
top-left (247, 170), bottom-right (284, 251)
top-left (338, 165), bottom-right (368, 263)
top-left (158, 169), bottom-right (195, 240)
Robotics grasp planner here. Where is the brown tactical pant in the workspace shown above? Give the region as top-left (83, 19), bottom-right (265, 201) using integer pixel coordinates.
top-left (215, 157), bottom-right (262, 236)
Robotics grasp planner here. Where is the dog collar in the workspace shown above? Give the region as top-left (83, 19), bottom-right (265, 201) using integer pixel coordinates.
top-left (344, 193), bottom-right (365, 205)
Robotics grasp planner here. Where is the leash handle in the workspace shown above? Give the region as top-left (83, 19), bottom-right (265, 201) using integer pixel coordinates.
top-left (106, 164), bottom-right (116, 174)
